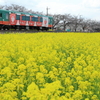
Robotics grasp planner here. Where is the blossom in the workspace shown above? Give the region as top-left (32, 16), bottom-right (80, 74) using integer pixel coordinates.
top-left (72, 90), bottom-right (82, 100)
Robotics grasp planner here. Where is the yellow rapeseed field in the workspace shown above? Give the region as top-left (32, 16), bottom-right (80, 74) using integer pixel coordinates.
top-left (0, 32), bottom-right (100, 100)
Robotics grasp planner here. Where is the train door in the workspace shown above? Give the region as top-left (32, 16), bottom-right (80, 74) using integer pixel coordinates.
top-left (20, 15), bottom-right (26, 26)
top-left (29, 16), bottom-right (35, 26)
top-left (0, 11), bottom-right (9, 29)
top-left (2, 12), bottom-right (9, 25)
top-left (36, 17), bottom-right (42, 26)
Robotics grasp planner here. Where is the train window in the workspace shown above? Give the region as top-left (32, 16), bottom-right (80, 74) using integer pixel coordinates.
top-left (32, 17), bottom-right (35, 21)
top-left (49, 18), bottom-right (52, 24)
top-left (32, 17), bottom-right (38, 22)
top-left (0, 13), bottom-right (2, 18)
top-left (40, 18), bottom-right (43, 22)
top-left (22, 16), bottom-right (30, 21)
top-left (22, 16), bottom-right (26, 20)
top-left (51, 18), bottom-right (52, 23)
top-left (26, 16), bottom-right (30, 21)
top-left (16, 15), bottom-right (20, 20)
top-left (49, 18), bottom-right (50, 23)
top-left (6, 13), bottom-right (9, 19)
top-left (35, 17), bottom-right (38, 22)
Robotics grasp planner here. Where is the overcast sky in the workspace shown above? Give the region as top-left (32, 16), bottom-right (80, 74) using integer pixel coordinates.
top-left (0, 0), bottom-right (100, 21)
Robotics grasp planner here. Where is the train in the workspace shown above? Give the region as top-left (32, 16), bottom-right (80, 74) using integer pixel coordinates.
top-left (0, 9), bottom-right (53, 31)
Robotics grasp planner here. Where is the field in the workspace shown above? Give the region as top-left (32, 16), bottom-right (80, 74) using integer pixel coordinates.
top-left (0, 32), bottom-right (100, 100)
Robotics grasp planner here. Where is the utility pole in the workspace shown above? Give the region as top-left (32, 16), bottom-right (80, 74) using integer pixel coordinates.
top-left (46, 7), bottom-right (50, 16)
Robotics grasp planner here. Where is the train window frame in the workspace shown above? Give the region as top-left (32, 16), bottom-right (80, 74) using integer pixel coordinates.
top-left (32, 17), bottom-right (38, 22)
top-left (35, 17), bottom-right (38, 22)
top-left (40, 18), bottom-right (43, 22)
top-left (26, 16), bottom-right (30, 21)
top-left (22, 16), bottom-right (26, 21)
top-left (0, 13), bottom-right (2, 18)
top-left (16, 15), bottom-right (20, 20)
top-left (49, 18), bottom-right (50, 23)
top-left (32, 17), bottom-right (35, 21)
top-left (49, 18), bottom-right (52, 24)
top-left (6, 13), bottom-right (9, 19)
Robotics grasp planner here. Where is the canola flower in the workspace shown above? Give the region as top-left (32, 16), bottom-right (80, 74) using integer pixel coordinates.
top-left (0, 32), bottom-right (100, 100)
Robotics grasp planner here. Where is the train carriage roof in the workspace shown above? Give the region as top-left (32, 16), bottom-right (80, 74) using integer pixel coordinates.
top-left (0, 9), bottom-right (53, 18)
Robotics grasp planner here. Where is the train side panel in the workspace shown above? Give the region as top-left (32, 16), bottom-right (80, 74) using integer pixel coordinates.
top-left (0, 10), bottom-right (9, 25)
top-left (42, 17), bottom-right (48, 27)
top-left (48, 17), bottom-right (53, 28)
top-left (9, 13), bottom-right (17, 25)
top-left (0, 11), bottom-right (3, 24)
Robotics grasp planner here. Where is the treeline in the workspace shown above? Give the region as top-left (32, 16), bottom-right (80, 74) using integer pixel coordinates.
top-left (52, 14), bottom-right (100, 32)
top-left (0, 4), bottom-right (100, 32)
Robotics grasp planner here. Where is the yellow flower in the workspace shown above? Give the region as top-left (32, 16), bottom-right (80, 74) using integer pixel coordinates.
top-left (3, 82), bottom-right (15, 91)
top-left (65, 92), bottom-right (71, 98)
top-left (76, 76), bottom-right (83, 82)
top-left (39, 65), bottom-right (47, 73)
top-left (67, 57), bottom-right (72, 63)
top-left (26, 82), bottom-right (40, 98)
top-left (68, 85), bottom-right (74, 92)
top-left (1, 33), bottom-right (100, 100)
top-left (93, 60), bottom-right (99, 66)
top-left (64, 77), bottom-right (72, 86)
top-left (85, 98), bottom-right (90, 100)
top-left (72, 90), bottom-right (82, 100)
top-left (36, 72), bottom-right (44, 79)
top-left (59, 62), bottom-right (64, 66)
top-left (91, 95), bottom-right (99, 100)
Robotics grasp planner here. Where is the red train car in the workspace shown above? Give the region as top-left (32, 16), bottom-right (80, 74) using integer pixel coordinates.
top-left (0, 9), bottom-right (53, 30)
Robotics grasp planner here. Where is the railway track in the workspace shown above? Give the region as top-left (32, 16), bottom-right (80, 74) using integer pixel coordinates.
top-left (0, 30), bottom-right (68, 33)
top-left (0, 30), bottom-right (40, 33)
top-left (0, 30), bottom-right (99, 33)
